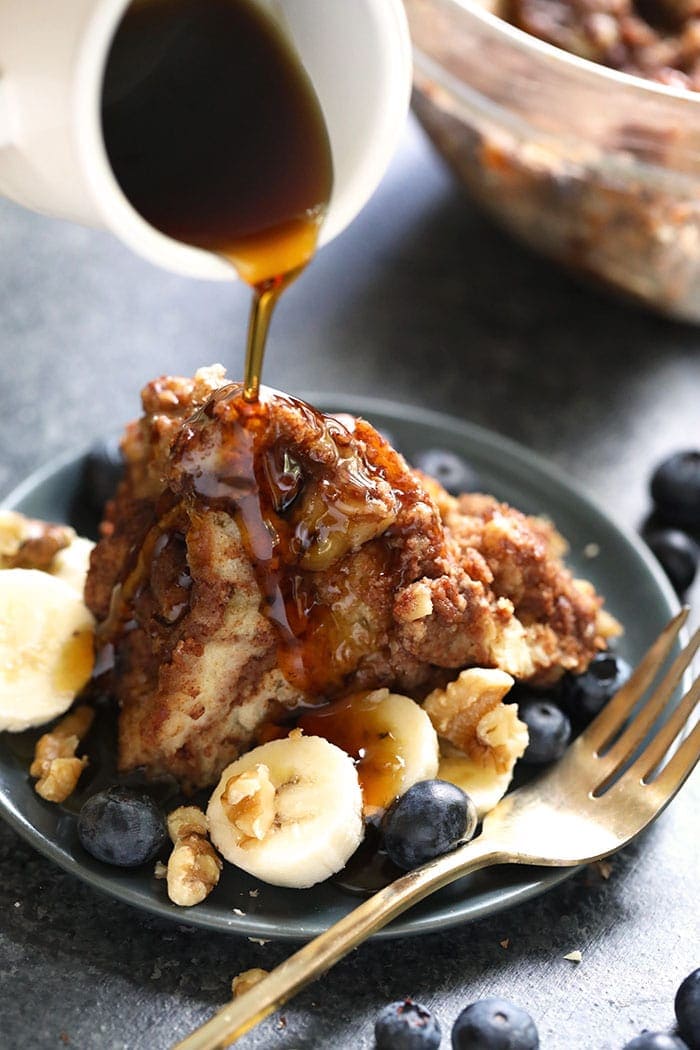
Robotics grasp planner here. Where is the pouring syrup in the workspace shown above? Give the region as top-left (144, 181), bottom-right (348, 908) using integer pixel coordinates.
top-left (102, 0), bottom-right (334, 401)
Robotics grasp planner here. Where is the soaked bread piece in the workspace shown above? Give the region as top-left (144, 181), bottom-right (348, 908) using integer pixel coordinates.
top-left (86, 366), bottom-right (616, 790)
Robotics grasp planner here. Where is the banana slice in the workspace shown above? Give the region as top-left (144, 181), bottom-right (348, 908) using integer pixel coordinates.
top-left (206, 733), bottom-right (364, 888)
top-left (299, 689), bottom-right (440, 816)
top-left (0, 569), bottom-right (95, 732)
top-left (50, 537), bottom-right (95, 595)
top-left (437, 747), bottom-right (517, 819)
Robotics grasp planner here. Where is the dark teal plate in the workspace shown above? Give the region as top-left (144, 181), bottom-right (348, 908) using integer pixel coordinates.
top-left (0, 396), bottom-right (680, 940)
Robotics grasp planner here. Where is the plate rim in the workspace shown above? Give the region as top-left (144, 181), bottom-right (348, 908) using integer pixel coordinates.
top-left (0, 395), bottom-right (681, 940)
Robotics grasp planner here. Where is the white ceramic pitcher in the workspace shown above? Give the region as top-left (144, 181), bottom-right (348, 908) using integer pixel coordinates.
top-left (0, 0), bottom-right (411, 279)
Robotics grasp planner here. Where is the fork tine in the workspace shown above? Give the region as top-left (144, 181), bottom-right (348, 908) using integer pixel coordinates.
top-left (650, 721), bottom-right (700, 798)
top-left (593, 626), bottom-right (700, 785)
top-left (621, 673), bottom-right (700, 786)
top-left (583, 607), bottom-right (689, 754)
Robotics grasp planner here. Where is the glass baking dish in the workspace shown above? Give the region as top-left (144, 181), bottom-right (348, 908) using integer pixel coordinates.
top-left (404, 0), bottom-right (700, 320)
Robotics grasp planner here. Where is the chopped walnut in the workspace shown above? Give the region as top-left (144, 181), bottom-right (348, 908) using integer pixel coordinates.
top-left (30, 705), bottom-right (94, 803)
top-left (166, 804), bottom-right (222, 907)
top-left (35, 757), bottom-right (88, 803)
top-left (167, 805), bottom-right (208, 841)
top-left (0, 510), bottom-right (74, 571)
top-left (231, 968), bottom-right (269, 998)
top-left (167, 841), bottom-right (222, 907)
top-left (424, 668), bottom-right (528, 773)
top-left (0, 511), bottom-right (32, 563)
top-left (476, 704), bottom-right (529, 771)
top-left (221, 764), bottom-right (276, 842)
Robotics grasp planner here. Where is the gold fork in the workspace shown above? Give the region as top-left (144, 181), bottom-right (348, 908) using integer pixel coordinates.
top-left (174, 608), bottom-right (700, 1050)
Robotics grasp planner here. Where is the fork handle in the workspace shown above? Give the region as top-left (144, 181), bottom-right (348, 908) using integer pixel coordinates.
top-left (173, 836), bottom-right (507, 1050)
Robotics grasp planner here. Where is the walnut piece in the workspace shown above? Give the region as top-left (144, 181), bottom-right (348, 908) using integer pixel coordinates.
top-left (0, 510), bottom-right (74, 571)
top-left (221, 764), bottom-right (275, 842)
top-left (475, 704), bottom-right (529, 773)
top-left (167, 840), bottom-right (222, 907)
top-left (30, 705), bottom-right (94, 803)
top-left (424, 668), bottom-right (527, 773)
top-left (35, 757), bottom-right (88, 803)
top-left (231, 968), bottom-right (269, 998)
top-left (166, 804), bottom-right (222, 907)
top-left (167, 804), bottom-right (208, 841)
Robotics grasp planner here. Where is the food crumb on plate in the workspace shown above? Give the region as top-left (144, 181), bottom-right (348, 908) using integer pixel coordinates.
top-left (232, 968), bottom-right (269, 998)
top-left (500, 938), bottom-right (510, 949)
top-left (564, 950), bottom-right (583, 963)
top-left (583, 543), bottom-right (600, 558)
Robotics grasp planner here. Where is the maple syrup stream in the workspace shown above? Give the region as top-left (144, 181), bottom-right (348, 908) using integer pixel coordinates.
top-left (102, 0), bottom-right (334, 402)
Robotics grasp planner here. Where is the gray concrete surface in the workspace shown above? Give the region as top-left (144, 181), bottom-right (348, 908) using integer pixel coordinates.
top-left (0, 117), bottom-right (698, 1049)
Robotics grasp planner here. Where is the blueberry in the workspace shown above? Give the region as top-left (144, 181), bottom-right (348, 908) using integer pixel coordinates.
top-left (650, 451), bottom-right (700, 528)
top-left (676, 968), bottom-right (700, 1049)
top-left (381, 780), bottom-right (477, 871)
top-left (518, 699), bottom-right (571, 764)
top-left (375, 999), bottom-right (441, 1050)
top-left (78, 786), bottom-right (167, 867)
top-left (412, 448), bottom-right (480, 496)
top-left (452, 997), bottom-right (539, 1049)
top-left (623, 1035), bottom-right (689, 1049)
top-left (564, 652), bottom-right (632, 726)
top-left (645, 529), bottom-right (699, 595)
top-left (84, 437), bottom-right (124, 515)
